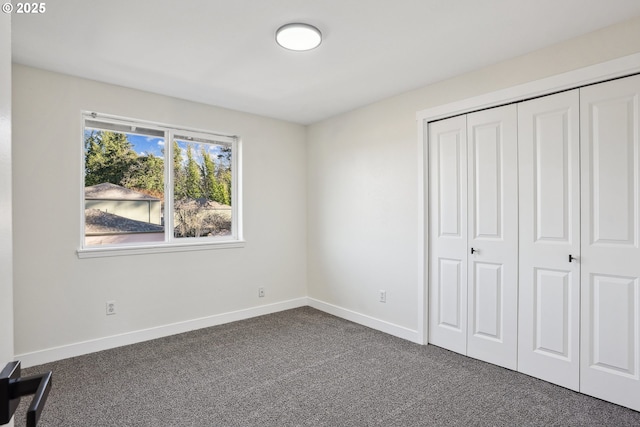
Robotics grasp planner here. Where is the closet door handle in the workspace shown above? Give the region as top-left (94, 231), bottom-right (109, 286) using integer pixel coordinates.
top-left (569, 254), bottom-right (574, 263)
top-left (470, 247), bottom-right (476, 254)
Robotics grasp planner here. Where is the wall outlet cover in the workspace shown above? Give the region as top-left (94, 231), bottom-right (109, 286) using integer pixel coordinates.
top-left (106, 300), bottom-right (117, 315)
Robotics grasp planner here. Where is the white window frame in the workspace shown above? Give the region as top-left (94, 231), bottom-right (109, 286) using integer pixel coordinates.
top-left (77, 112), bottom-right (244, 258)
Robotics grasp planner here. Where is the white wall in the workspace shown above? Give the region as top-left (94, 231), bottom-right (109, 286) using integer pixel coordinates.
top-left (1, 12), bottom-right (14, 374)
top-left (307, 16), bottom-right (640, 338)
top-left (12, 65), bottom-right (307, 363)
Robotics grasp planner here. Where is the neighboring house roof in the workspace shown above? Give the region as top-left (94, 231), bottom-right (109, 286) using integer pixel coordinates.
top-left (85, 182), bottom-right (160, 201)
top-left (85, 209), bottom-right (164, 234)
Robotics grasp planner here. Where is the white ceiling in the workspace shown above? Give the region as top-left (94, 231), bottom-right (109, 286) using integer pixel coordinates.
top-left (11, 0), bottom-right (640, 124)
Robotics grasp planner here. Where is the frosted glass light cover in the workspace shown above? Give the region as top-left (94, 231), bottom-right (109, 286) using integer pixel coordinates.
top-left (276, 23), bottom-right (322, 51)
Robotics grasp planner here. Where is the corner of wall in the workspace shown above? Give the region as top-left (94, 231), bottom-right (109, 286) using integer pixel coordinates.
top-left (1, 11), bottom-right (14, 368)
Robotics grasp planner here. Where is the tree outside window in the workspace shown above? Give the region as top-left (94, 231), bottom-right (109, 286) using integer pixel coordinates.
top-left (82, 114), bottom-right (238, 249)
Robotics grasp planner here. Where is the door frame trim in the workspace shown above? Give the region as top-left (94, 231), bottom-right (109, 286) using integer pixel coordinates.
top-left (416, 52), bottom-right (640, 345)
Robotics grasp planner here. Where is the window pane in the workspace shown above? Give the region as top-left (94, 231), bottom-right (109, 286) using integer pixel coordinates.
top-left (172, 136), bottom-right (232, 239)
top-left (84, 127), bottom-right (166, 246)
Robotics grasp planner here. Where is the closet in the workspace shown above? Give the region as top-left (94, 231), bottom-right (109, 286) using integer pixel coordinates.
top-left (427, 73), bottom-right (640, 411)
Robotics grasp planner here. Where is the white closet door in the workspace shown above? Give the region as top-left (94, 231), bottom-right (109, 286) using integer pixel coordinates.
top-left (517, 90), bottom-right (580, 390)
top-left (428, 115), bottom-right (468, 354)
top-left (466, 105), bottom-right (519, 370)
top-left (580, 74), bottom-right (640, 411)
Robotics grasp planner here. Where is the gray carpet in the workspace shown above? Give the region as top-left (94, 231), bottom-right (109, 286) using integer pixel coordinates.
top-left (14, 307), bottom-right (640, 426)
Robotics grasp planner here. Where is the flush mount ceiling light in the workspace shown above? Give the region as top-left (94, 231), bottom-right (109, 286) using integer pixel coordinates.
top-left (276, 23), bottom-right (322, 51)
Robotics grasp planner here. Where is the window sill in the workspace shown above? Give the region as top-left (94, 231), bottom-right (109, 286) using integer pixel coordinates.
top-left (77, 240), bottom-right (246, 259)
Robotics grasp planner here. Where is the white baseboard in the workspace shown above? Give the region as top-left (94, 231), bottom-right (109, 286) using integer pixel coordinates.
top-left (16, 297), bottom-right (424, 367)
top-left (308, 298), bottom-right (424, 344)
top-left (16, 297), bottom-right (308, 368)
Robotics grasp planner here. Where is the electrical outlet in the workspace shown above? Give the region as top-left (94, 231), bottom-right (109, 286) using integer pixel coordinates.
top-left (258, 287), bottom-right (265, 298)
top-left (379, 290), bottom-right (386, 303)
top-left (106, 300), bottom-right (117, 315)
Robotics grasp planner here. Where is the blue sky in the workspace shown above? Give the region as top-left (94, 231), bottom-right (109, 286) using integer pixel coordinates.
top-left (130, 134), bottom-right (229, 167)
top-left (128, 134), bottom-right (165, 157)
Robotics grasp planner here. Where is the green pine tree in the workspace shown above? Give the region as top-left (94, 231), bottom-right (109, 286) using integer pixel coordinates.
top-left (121, 153), bottom-right (164, 198)
top-left (173, 140), bottom-right (187, 199)
top-left (185, 144), bottom-right (202, 199)
top-left (201, 147), bottom-right (217, 201)
top-left (84, 131), bottom-right (138, 186)
top-left (217, 168), bottom-right (231, 206)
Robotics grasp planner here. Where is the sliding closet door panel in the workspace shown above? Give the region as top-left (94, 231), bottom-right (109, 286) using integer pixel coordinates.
top-left (428, 115), bottom-right (468, 354)
top-left (517, 90), bottom-right (580, 390)
top-left (466, 105), bottom-right (518, 370)
top-left (581, 74), bottom-right (640, 411)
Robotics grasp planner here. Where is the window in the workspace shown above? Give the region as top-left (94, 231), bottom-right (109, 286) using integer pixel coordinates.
top-left (79, 113), bottom-right (241, 257)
